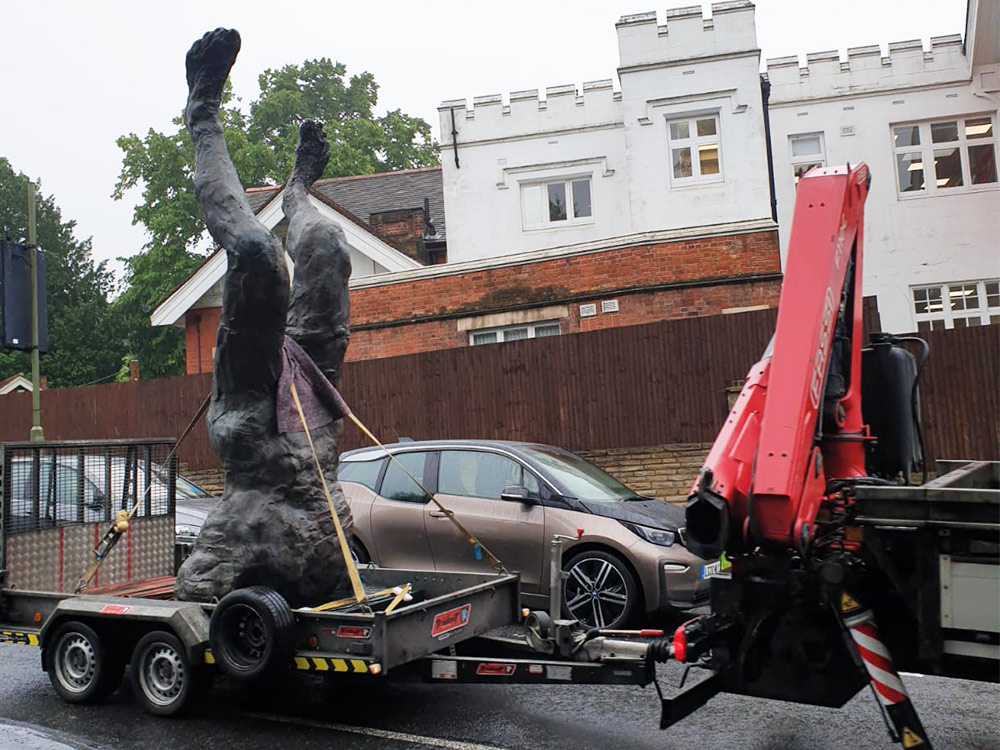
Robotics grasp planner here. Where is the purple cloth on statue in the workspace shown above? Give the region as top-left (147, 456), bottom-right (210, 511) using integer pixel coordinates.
top-left (276, 337), bottom-right (351, 434)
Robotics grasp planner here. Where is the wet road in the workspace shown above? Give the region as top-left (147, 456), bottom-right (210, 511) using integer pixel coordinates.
top-left (1, 642), bottom-right (997, 749)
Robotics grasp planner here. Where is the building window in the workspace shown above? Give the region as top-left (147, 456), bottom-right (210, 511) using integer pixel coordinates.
top-left (912, 279), bottom-right (1000, 331)
top-left (521, 178), bottom-right (593, 229)
top-left (469, 321), bottom-right (562, 346)
top-left (893, 116), bottom-right (998, 197)
top-left (789, 133), bottom-right (825, 184)
top-left (667, 115), bottom-right (722, 184)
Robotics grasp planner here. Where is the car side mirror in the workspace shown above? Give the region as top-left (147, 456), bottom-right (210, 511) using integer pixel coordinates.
top-left (500, 485), bottom-right (533, 503)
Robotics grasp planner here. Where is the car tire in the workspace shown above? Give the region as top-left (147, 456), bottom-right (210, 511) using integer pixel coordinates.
top-left (209, 587), bottom-right (295, 683)
top-left (350, 538), bottom-right (371, 566)
top-left (130, 630), bottom-right (204, 717)
top-left (45, 620), bottom-right (123, 703)
top-left (562, 550), bottom-right (640, 629)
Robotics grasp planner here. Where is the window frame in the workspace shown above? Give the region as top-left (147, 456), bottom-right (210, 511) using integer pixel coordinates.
top-left (666, 113), bottom-right (724, 187)
top-left (437, 449), bottom-right (528, 501)
top-left (468, 320), bottom-right (562, 346)
top-left (789, 132), bottom-right (826, 186)
top-left (911, 279), bottom-right (1000, 330)
top-left (375, 450), bottom-right (436, 504)
top-left (519, 175), bottom-right (595, 231)
top-left (892, 114), bottom-right (999, 199)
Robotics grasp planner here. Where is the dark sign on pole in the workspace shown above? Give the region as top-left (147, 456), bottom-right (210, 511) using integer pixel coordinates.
top-left (1, 239), bottom-right (49, 352)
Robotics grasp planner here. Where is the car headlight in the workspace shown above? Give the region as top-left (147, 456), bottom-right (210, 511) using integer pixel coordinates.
top-left (620, 521), bottom-right (675, 547)
top-left (175, 524), bottom-right (201, 539)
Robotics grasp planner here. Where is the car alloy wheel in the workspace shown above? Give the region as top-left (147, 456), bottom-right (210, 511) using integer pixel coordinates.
top-left (562, 552), bottom-right (636, 629)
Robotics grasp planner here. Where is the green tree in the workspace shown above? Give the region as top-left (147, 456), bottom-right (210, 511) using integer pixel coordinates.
top-left (0, 158), bottom-right (120, 388)
top-left (113, 61), bottom-right (438, 377)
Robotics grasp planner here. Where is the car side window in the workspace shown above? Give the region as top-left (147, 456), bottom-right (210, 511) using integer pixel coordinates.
top-left (337, 458), bottom-right (385, 491)
top-left (379, 452), bottom-right (430, 503)
top-left (439, 451), bottom-right (523, 500)
top-left (522, 469), bottom-right (543, 499)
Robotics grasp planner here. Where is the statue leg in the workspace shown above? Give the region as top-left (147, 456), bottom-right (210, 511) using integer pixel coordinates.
top-left (186, 28), bottom-right (288, 400)
top-left (175, 29), bottom-right (291, 603)
top-left (282, 120), bottom-right (352, 387)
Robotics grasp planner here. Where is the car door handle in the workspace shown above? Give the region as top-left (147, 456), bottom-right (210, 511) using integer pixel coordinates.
top-left (429, 510), bottom-right (452, 519)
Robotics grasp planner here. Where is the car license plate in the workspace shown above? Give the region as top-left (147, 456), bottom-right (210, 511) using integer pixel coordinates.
top-left (701, 556), bottom-right (732, 580)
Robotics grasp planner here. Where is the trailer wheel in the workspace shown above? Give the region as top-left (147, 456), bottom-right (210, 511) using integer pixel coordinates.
top-left (46, 620), bottom-right (123, 703)
top-left (130, 630), bottom-right (205, 717)
top-left (209, 586), bottom-right (295, 682)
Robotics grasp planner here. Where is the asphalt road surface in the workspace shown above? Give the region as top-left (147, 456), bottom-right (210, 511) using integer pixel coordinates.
top-left (1, 642), bottom-right (997, 750)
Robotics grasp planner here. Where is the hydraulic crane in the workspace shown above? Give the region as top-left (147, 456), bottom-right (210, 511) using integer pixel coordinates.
top-left (671, 163), bottom-right (999, 749)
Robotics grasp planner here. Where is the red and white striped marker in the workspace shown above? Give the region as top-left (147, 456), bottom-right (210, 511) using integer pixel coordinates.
top-left (845, 618), bottom-right (909, 705)
top-left (840, 592), bottom-right (931, 748)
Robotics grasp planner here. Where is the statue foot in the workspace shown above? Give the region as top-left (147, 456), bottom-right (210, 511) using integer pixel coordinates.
top-left (289, 120), bottom-right (331, 188)
top-left (185, 28), bottom-right (241, 126)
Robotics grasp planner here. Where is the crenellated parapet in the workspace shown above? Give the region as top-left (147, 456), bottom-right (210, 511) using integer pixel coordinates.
top-left (616, 2), bottom-right (758, 70)
top-left (438, 80), bottom-right (623, 145)
top-left (765, 34), bottom-right (968, 102)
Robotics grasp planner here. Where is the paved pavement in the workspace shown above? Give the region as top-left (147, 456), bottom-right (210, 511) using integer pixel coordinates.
top-left (1, 642), bottom-right (998, 749)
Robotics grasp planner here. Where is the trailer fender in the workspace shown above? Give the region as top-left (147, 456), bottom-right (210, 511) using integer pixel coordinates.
top-left (39, 596), bottom-right (210, 667)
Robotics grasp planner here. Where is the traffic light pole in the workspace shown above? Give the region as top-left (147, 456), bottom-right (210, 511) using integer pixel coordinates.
top-left (27, 181), bottom-right (43, 442)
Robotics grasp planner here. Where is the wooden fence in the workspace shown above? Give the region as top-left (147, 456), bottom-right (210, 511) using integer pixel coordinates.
top-left (0, 309), bottom-right (996, 472)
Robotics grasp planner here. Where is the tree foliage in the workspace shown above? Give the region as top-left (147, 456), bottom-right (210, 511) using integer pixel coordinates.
top-left (0, 158), bottom-right (120, 388)
top-left (114, 60), bottom-right (438, 377)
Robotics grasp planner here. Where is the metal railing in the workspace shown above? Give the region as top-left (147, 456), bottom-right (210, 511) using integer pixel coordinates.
top-left (1, 439), bottom-right (176, 536)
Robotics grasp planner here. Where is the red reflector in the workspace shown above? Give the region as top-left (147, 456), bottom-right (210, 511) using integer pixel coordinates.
top-left (576, 528), bottom-right (585, 538)
top-left (337, 625), bottom-right (372, 639)
top-left (99, 604), bottom-right (132, 616)
top-left (639, 629), bottom-right (665, 638)
top-left (672, 625), bottom-right (687, 662)
top-left (476, 663), bottom-right (516, 676)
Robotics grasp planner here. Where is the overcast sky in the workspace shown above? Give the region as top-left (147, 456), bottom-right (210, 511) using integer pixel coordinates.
top-left (1, 0), bottom-right (967, 281)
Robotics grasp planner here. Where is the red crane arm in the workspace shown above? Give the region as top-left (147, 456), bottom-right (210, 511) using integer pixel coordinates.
top-left (687, 164), bottom-right (871, 556)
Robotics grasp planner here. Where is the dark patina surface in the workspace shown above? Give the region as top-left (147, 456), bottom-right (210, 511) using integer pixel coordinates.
top-left (174, 28), bottom-right (353, 607)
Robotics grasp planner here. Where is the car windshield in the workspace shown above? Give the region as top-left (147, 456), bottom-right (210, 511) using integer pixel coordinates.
top-left (522, 446), bottom-right (640, 502)
top-left (175, 476), bottom-right (212, 499)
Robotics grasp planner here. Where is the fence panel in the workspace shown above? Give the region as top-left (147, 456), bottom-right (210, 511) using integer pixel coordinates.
top-left (0, 311), bottom-right (995, 472)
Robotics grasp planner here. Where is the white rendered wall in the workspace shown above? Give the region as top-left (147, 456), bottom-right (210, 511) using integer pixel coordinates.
top-left (437, 1), bottom-right (773, 265)
top-left (617, 4), bottom-right (772, 233)
top-left (768, 36), bottom-right (1000, 333)
top-left (438, 82), bottom-right (629, 263)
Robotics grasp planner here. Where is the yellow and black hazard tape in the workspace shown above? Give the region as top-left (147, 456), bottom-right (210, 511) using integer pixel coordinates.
top-left (0, 631), bottom-right (39, 647)
top-left (202, 649), bottom-right (368, 674)
top-left (294, 656), bottom-right (369, 673)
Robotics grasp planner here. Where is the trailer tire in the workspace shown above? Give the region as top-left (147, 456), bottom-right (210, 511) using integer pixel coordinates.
top-left (130, 630), bottom-right (203, 717)
top-left (209, 586), bottom-right (295, 682)
top-left (46, 620), bottom-right (123, 703)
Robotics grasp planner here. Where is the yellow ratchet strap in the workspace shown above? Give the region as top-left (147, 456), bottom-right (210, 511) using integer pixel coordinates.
top-left (290, 383), bottom-right (368, 608)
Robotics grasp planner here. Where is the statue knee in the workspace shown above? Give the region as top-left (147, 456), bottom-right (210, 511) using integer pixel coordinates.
top-left (230, 229), bottom-right (282, 272)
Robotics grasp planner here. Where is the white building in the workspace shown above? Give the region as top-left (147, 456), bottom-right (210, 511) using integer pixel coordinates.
top-left (439, 0), bottom-right (998, 334)
top-left (767, 0), bottom-right (999, 333)
top-left (438, 1), bottom-right (776, 264)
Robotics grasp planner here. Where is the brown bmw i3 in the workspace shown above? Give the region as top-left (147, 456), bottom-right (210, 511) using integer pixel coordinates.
top-left (337, 440), bottom-right (723, 628)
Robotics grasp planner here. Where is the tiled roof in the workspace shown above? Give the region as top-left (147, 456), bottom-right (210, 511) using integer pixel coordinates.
top-left (246, 186), bottom-right (281, 213)
top-left (244, 166), bottom-right (445, 239)
top-left (314, 167), bottom-right (445, 240)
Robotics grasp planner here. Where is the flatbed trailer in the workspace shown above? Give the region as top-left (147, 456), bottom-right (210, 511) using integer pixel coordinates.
top-left (0, 439), bottom-right (671, 718)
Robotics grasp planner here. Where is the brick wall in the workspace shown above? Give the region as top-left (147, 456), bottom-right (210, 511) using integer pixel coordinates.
top-left (182, 229), bottom-right (781, 370)
top-left (350, 230), bottom-right (779, 327)
top-left (347, 278), bottom-right (780, 360)
top-left (578, 443), bottom-right (712, 506)
top-left (368, 208), bottom-right (425, 261)
top-left (178, 464), bottom-right (225, 496)
top-left (184, 307), bottom-right (221, 375)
